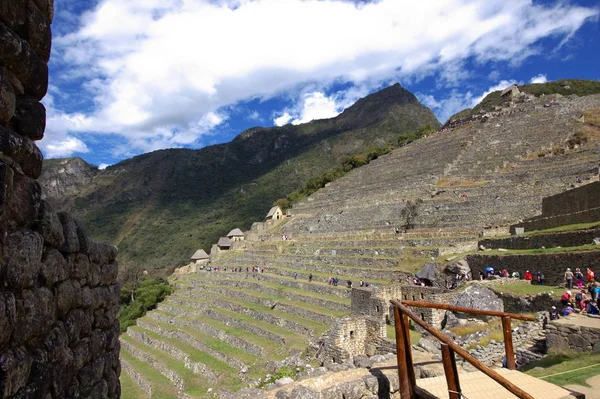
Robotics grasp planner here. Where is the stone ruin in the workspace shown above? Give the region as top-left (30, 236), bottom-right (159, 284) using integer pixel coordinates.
top-left (1, 2), bottom-right (121, 398)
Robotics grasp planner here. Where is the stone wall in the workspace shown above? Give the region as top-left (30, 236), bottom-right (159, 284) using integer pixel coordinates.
top-left (0, 3), bottom-right (121, 398)
top-left (318, 317), bottom-right (385, 364)
top-left (467, 252), bottom-right (600, 286)
top-left (545, 321), bottom-right (600, 353)
top-left (511, 182), bottom-right (600, 232)
top-left (479, 227), bottom-right (600, 250)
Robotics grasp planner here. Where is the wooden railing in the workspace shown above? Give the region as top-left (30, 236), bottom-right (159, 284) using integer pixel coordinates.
top-left (390, 300), bottom-right (536, 399)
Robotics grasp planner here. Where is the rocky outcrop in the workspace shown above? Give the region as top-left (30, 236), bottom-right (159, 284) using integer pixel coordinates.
top-left (452, 285), bottom-right (504, 319)
top-left (0, 3), bottom-right (120, 397)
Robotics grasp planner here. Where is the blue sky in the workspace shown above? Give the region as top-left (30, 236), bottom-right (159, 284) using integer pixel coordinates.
top-left (42, 0), bottom-right (600, 168)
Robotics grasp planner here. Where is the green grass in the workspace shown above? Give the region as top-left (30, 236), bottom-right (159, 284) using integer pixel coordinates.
top-left (524, 221), bottom-right (600, 236)
top-left (490, 282), bottom-right (560, 296)
top-left (171, 293), bottom-right (329, 335)
top-left (481, 244), bottom-right (599, 256)
top-left (120, 370), bottom-right (148, 399)
top-left (386, 324), bottom-right (422, 344)
top-left (120, 348), bottom-right (178, 399)
top-left (121, 334), bottom-right (210, 397)
top-left (142, 315), bottom-right (264, 378)
top-left (178, 282), bottom-right (347, 318)
top-left (523, 352), bottom-right (600, 387)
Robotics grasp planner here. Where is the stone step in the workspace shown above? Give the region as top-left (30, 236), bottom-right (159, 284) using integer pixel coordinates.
top-left (179, 275), bottom-right (350, 312)
top-left (174, 284), bottom-right (339, 325)
top-left (120, 337), bottom-right (188, 397)
top-left (168, 293), bottom-right (322, 336)
top-left (158, 302), bottom-right (286, 348)
top-left (136, 316), bottom-right (261, 375)
top-left (120, 357), bottom-right (152, 399)
top-left (211, 258), bottom-right (406, 283)
top-left (127, 327), bottom-right (220, 386)
top-left (147, 309), bottom-right (267, 359)
top-left (120, 346), bottom-right (179, 399)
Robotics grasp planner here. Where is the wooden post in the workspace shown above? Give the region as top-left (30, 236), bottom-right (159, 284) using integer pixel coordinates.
top-left (502, 316), bottom-right (516, 370)
top-left (394, 306), bottom-right (413, 399)
top-left (441, 344), bottom-right (461, 399)
top-left (402, 313), bottom-right (416, 386)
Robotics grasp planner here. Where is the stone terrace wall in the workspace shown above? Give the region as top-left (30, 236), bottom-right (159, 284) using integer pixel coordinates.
top-left (467, 252), bottom-right (600, 286)
top-left (479, 228), bottom-right (600, 250)
top-left (0, 2), bottom-right (121, 398)
top-left (512, 182), bottom-right (600, 232)
top-left (546, 321), bottom-right (600, 353)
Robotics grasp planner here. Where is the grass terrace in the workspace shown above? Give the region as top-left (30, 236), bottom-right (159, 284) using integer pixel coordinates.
top-left (523, 351), bottom-right (600, 387)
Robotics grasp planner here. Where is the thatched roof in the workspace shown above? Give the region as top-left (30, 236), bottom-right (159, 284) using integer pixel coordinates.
top-left (266, 206), bottom-right (281, 218)
top-left (217, 237), bottom-right (232, 248)
top-left (190, 249), bottom-right (209, 260)
top-left (227, 228), bottom-right (244, 237)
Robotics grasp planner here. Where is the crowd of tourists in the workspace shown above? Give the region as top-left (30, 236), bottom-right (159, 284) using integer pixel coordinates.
top-left (553, 267), bottom-right (600, 318)
top-left (478, 266), bottom-right (546, 284)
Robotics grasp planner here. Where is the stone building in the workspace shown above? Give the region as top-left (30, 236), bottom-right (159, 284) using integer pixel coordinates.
top-left (226, 228), bottom-right (245, 242)
top-left (265, 206), bottom-right (283, 221)
top-left (0, 3), bottom-right (121, 397)
top-left (190, 249), bottom-right (210, 265)
top-left (217, 237), bottom-right (232, 250)
top-left (501, 84), bottom-right (521, 98)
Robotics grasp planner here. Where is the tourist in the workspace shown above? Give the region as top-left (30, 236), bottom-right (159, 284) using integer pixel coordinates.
top-left (308, 273), bottom-right (313, 282)
top-left (562, 304), bottom-right (575, 317)
top-left (564, 268), bottom-right (574, 289)
top-left (479, 271), bottom-right (485, 280)
top-left (575, 268), bottom-right (584, 289)
top-left (560, 291), bottom-right (572, 307)
top-left (586, 300), bottom-right (599, 315)
top-left (549, 306), bottom-right (560, 320)
top-left (587, 268), bottom-right (595, 283)
top-left (294, 272), bottom-right (298, 280)
top-left (485, 266), bottom-right (494, 278)
top-left (502, 269), bottom-right (509, 278)
top-left (594, 283), bottom-right (600, 301)
top-left (512, 271), bottom-right (520, 279)
top-left (347, 280), bottom-right (352, 288)
top-left (524, 270), bottom-right (533, 281)
top-left (575, 290), bottom-right (586, 310)
top-left (359, 280), bottom-right (364, 287)
top-left (539, 272), bottom-right (545, 286)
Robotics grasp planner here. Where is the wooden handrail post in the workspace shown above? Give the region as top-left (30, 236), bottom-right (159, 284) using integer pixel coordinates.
top-left (394, 306), bottom-right (414, 399)
top-left (402, 314), bottom-right (416, 386)
top-left (441, 344), bottom-right (461, 399)
top-left (502, 316), bottom-right (516, 370)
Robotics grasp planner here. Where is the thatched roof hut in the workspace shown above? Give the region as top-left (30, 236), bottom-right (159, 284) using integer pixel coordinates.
top-left (190, 249), bottom-right (209, 261)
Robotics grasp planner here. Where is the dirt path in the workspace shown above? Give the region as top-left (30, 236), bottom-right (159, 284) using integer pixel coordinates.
top-left (565, 374), bottom-right (600, 399)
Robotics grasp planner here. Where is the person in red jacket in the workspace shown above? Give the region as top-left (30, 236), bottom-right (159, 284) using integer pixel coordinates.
top-left (524, 270), bottom-right (533, 281)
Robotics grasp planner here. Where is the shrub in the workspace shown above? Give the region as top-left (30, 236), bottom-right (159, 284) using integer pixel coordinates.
top-left (119, 277), bottom-right (174, 333)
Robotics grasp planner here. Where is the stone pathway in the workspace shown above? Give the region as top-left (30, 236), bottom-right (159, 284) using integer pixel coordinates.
top-left (565, 374), bottom-right (600, 399)
top-left (554, 314), bottom-right (600, 329)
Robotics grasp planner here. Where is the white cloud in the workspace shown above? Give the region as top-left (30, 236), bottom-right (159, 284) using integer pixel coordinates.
top-left (274, 112), bottom-right (293, 127)
top-left (49, 0), bottom-right (598, 155)
top-left (98, 163), bottom-right (110, 170)
top-left (530, 74), bottom-right (548, 84)
top-left (45, 137), bottom-right (90, 158)
top-left (291, 92), bottom-right (340, 125)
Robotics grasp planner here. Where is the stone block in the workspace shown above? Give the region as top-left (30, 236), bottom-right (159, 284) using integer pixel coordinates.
top-left (14, 287), bottom-right (56, 344)
top-left (0, 125), bottom-right (43, 179)
top-left (0, 161), bottom-right (14, 217)
top-left (36, 200), bottom-right (64, 249)
top-left (89, 330), bottom-right (106, 359)
top-left (546, 333), bottom-right (569, 352)
top-left (73, 219), bottom-right (90, 254)
top-left (100, 262), bottom-right (118, 286)
top-left (0, 23), bottom-right (48, 100)
top-left (592, 340), bottom-right (600, 353)
top-left (3, 230), bottom-right (43, 288)
top-left (0, 292), bottom-right (16, 349)
top-left (40, 247), bottom-right (68, 285)
top-left (68, 253), bottom-right (90, 281)
top-left (72, 338), bottom-right (91, 371)
top-left (65, 309), bottom-right (92, 343)
top-left (6, 172), bottom-right (41, 228)
top-left (12, 96), bottom-right (46, 140)
top-left (0, 70), bottom-right (16, 124)
top-left (55, 279), bottom-right (81, 317)
top-left (26, 1), bottom-right (51, 62)
top-left (32, 0), bottom-right (53, 23)
top-left (0, 347), bottom-right (32, 398)
top-left (57, 212), bottom-right (79, 254)
top-left (568, 333), bottom-right (589, 349)
top-left (2, 67), bottom-right (24, 95)
top-left (0, 0), bottom-right (27, 37)
top-left (81, 286), bottom-right (92, 308)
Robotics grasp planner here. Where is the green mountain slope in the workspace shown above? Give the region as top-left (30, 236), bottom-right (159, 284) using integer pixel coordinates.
top-left (40, 84), bottom-right (440, 276)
